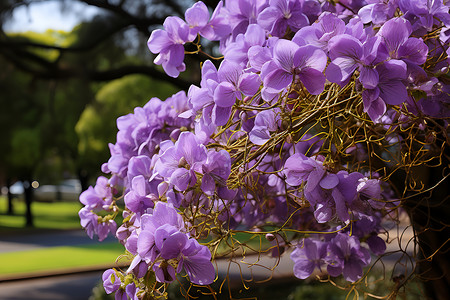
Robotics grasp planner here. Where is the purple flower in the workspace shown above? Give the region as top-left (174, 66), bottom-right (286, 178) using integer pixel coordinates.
top-left (79, 176), bottom-right (113, 211)
top-left (249, 109), bottom-right (281, 145)
top-left (223, 24), bottom-right (266, 65)
top-left (198, 1), bottom-right (232, 41)
top-left (262, 39), bottom-right (327, 97)
top-left (358, 1), bottom-right (398, 25)
top-left (79, 207), bottom-right (117, 241)
top-left (327, 233), bottom-right (371, 282)
top-left (284, 153), bottom-right (326, 192)
top-left (201, 149), bottom-right (232, 194)
top-left (257, 0), bottom-right (309, 37)
top-left (178, 239), bottom-right (216, 285)
top-left (399, 0), bottom-right (450, 31)
top-left (225, 0), bottom-right (269, 38)
top-left (291, 238), bottom-right (327, 279)
top-left (102, 269), bottom-right (121, 294)
top-left (377, 17), bottom-right (428, 65)
top-left (213, 60), bottom-right (261, 125)
top-left (148, 17), bottom-right (191, 77)
top-left (124, 175), bottom-right (157, 213)
top-left (292, 12), bottom-right (346, 50)
top-left (135, 202), bottom-right (215, 285)
top-left (154, 132), bottom-right (207, 191)
top-left (325, 34), bottom-right (382, 89)
top-left (185, 1), bottom-right (210, 40)
top-left (362, 59), bottom-right (408, 122)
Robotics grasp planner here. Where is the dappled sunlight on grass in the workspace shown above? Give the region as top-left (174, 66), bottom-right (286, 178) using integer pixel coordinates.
top-left (0, 196), bottom-right (82, 230)
top-left (0, 242), bottom-right (128, 276)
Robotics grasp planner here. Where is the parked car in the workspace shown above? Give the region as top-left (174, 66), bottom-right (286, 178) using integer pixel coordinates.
top-left (5, 181), bottom-right (25, 199)
top-left (34, 179), bottom-right (82, 202)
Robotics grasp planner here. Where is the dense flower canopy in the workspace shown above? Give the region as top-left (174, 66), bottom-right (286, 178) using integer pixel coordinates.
top-left (79, 0), bottom-right (450, 299)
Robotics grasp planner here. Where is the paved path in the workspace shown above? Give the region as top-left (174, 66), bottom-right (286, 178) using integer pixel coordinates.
top-left (0, 229), bottom-right (117, 253)
top-left (0, 272), bottom-right (103, 300)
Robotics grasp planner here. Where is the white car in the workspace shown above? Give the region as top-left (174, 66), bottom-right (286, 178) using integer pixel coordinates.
top-left (34, 179), bottom-right (82, 202)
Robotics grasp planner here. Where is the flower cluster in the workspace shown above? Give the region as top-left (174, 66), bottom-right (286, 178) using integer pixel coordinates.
top-left (78, 0), bottom-right (450, 298)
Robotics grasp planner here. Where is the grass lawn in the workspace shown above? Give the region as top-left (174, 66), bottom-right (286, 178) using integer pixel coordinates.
top-left (0, 196), bottom-right (82, 231)
top-left (0, 196), bottom-right (128, 277)
top-left (0, 242), bottom-right (129, 276)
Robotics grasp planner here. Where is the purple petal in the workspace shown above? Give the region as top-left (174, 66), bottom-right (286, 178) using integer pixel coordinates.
top-left (248, 45), bottom-right (272, 71)
top-left (163, 16), bottom-right (189, 42)
top-left (218, 60), bottom-right (242, 84)
top-left (263, 68), bottom-right (293, 91)
top-left (379, 80), bottom-right (407, 106)
top-left (320, 173), bottom-right (339, 189)
top-left (160, 232), bottom-right (188, 259)
top-left (326, 57), bottom-right (357, 85)
top-left (332, 189), bottom-right (350, 222)
top-left (238, 73), bottom-right (261, 96)
top-left (293, 259), bottom-right (315, 279)
top-left (398, 37), bottom-right (428, 65)
top-left (185, 1), bottom-right (210, 28)
top-left (298, 68), bottom-right (326, 95)
top-left (257, 7), bottom-right (281, 31)
top-left (181, 242), bottom-right (215, 285)
top-left (294, 45), bottom-right (327, 72)
top-left (359, 66), bottom-right (379, 89)
top-left (212, 105), bottom-right (232, 126)
top-left (314, 203), bottom-right (333, 223)
top-left (377, 18), bottom-right (412, 57)
top-left (249, 126), bottom-right (271, 145)
top-left (274, 39), bottom-right (299, 71)
top-left (305, 167), bottom-right (325, 193)
top-left (367, 235), bottom-right (386, 255)
top-left (201, 173), bottom-right (216, 194)
top-left (342, 259), bottom-right (363, 282)
top-left (288, 10), bottom-right (309, 31)
top-left (328, 34), bottom-right (363, 61)
top-left (177, 132), bottom-right (207, 166)
top-left (362, 89), bottom-right (386, 122)
top-left (151, 201), bottom-right (183, 229)
top-left (170, 168), bottom-right (192, 191)
top-left (147, 29), bottom-right (171, 53)
top-left (137, 231), bottom-right (155, 258)
top-left (214, 82), bottom-right (239, 107)
top-left (244, 24), bottom-right (266, 46)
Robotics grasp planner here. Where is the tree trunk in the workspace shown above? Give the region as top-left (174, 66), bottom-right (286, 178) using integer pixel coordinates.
top-left (23, 180), bottom-right (34, 227)
top-left (78, 168), bottom-right (90, 193)
top-left (404, 164), bottom-right (450, 300)
top-left (6, 178), bottom-right (14, 215)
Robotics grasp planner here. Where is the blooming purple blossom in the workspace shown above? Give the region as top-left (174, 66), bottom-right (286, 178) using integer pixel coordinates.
top-left (79, 207), bottom-right (117, 241)
top-left (291, 238), bottom-right (327, 279)
top-left (154, 131), bottom-right (207, 191)
top-left (261, 39), bottom-right (327, 98)
top-left (102, 269), bottom-right (121, 294)
top-left (134, 201), bottom-right (215, 285)
top-left (249, 109), bottom-right (281, 145)
top-left (148, 17), bottom-right (191, 77)
top-left (327, 233), bottom-right (371, 282)
top-left (257, 0), bottom-right (309, 37)
top-left (79, 176), bottom-right (113, 211)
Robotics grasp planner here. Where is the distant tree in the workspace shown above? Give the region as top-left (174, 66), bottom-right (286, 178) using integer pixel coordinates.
top-left (0, 0), bottom-right (218, 90)
top-left (76, 74), bottom-right (178, 188)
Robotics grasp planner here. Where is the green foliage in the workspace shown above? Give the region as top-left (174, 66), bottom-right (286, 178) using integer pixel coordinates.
top-left (8, 128), bottom-right (41, 170)
top-left (76, 74), bottom-right (177, 174)
top-left (8, 29), bottom-right (71, 63)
